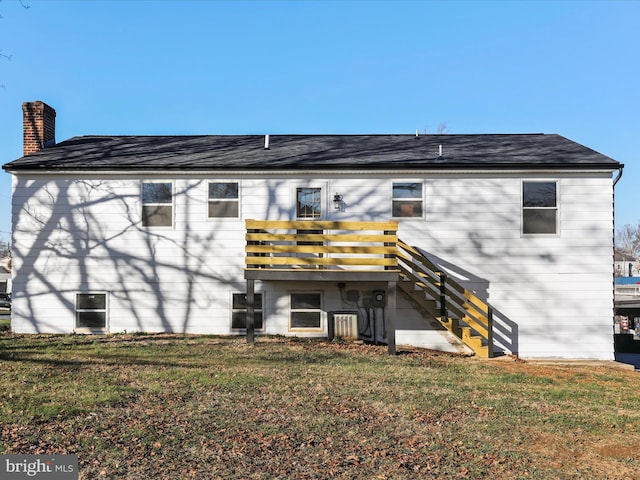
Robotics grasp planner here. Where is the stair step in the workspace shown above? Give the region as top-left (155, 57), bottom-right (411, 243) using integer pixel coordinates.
top-left (461, 327), bottom-right (489, 358)
top-left (436, 316), bottom-right (457, 331)
top-left (473, 346), bottom-right (490, 358)
top-left (462, 315), bottom-right (489, 337)
top-left (405, 290), bottom-right (435, 302)
top-left (461, 327), bottom-right (483, 347)
top-left (398, 248), bottom-right (492, 358)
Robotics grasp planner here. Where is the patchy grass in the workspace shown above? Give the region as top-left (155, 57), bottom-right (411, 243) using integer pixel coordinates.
top-left (1, 334), bottom-right (639, 479)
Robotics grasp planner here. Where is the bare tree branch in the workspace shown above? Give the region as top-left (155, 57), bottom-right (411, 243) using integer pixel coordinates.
top-left (436, 122), bottom-right (449, 134)
top-left (1, 0), bottom-right (31, 85)
top-left (421, 123), bottom-right (450, 135)
top-left (616, 224), bottom-right (640, 258)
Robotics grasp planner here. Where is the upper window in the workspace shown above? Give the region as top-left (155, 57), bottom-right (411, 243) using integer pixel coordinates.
top-left (209, 182), bottom-right (239, 218)
top-left (522, 181), bottom-right (557, 234)
top-left (296, 187), bottom-right (321, 219)
top-left (142, 182), bottom-right (173, 227)
top-left (76, 293), bottom-right (107, 330)
top-left (290, 292), bottom-right (322, 330)
top-left (392, 182), bottom-right (423, 218)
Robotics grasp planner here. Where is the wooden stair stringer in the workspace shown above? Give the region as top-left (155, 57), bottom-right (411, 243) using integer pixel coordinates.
top-left (398, 258), bottom-right (491, 358)
top-left (397, 278), bottom-right (473, 355)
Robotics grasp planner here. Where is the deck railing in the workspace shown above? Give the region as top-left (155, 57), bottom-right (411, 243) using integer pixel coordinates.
top-left (396, 239), bottom-right (493, 358)
top-left (245, 220), bottom-right (399, 271)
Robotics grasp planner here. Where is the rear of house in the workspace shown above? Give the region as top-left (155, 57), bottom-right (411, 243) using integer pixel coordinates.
top-left (2, 101), bottom-right (623, 359)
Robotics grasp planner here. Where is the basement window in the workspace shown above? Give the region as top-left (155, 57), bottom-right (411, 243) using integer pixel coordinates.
top-left (392, 182), bottom-right (423, 218)
top-left (142, 182), bottom-right (173, 227)
top-left (290, 292), bottom-right (322, 330)
top-left (76, 293), bottom-right (107, 331)
top-left (231, 293), bottom-right (263, 330)
top-left (522, 181), bottom-right (557, 234)
top-left (208, 182), bottom-right (239, 218)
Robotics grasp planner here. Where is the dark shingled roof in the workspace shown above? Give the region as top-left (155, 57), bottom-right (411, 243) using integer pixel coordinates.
top-left (2, 133), bottom-right (621, 172)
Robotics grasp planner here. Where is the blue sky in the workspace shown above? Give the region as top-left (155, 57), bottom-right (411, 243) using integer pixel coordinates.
top-left (0, 0), bottom-right (638, 244)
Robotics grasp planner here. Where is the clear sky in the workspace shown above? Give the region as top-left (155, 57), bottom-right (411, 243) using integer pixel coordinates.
top-left (0, 0), bottom-right (638, 245)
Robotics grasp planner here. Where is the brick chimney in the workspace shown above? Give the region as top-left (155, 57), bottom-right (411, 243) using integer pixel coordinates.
top-left (22, 101), bottom-right (56, 156)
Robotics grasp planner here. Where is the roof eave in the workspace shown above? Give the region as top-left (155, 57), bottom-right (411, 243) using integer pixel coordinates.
top-left (3, 163), bottom-right (622, 175)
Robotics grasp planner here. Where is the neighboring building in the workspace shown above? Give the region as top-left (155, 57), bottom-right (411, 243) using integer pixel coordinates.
top-left (614, 258), bottom-right (640, 327)
top-left (1, 101), bottom-right (624, 359)
top-left (0, 260), bottom-right (10, 294)
top-left (615, 250), bottom-right (640, 277)
top-left (0, 240), bottom-right (11, 294)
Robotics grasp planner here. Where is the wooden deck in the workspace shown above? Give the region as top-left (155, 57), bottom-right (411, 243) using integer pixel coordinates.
top-left (244, 220), bottom-right (400, 352)
top-left (243, 219), bottom-right (493, 357)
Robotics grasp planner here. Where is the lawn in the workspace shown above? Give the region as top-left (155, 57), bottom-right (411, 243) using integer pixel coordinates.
top-left (1, 334), bottom-right (639, 479)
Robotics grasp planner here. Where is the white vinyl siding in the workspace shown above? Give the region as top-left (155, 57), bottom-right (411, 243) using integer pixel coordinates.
top-left (9, 172), bottom-right (615, 359)
top-left (419, 175), bottom-right (613, 358)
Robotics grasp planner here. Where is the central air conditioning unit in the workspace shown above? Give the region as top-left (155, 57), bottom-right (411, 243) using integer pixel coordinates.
top-left (331, 311), bottom-right (358, 340)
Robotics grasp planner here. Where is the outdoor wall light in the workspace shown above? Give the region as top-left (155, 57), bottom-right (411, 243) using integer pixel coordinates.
top-left (333, 193), bottom-right (343, 210)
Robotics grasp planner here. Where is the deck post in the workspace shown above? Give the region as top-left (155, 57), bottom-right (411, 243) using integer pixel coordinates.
top-left (386, 281), bottom-right (396, 355)
top-left (327, 311), bottom-right (335, 342)
top-left (487, 306), bottom-right (494, 358)
top-left (439, 272), bottom-right (447, 319)
top-left (246, 278), bottom-right (255, 344)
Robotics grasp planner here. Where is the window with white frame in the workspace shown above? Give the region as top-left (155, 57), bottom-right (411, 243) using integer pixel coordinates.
top-left (522, 181), bottom-right (557, 234)
top-left (208, 182), bottom-right (239, 218)
top-left (76, 293), bottom-right (107, 330)
top-left (296, 187), bottom-right (322, 219)
top-left (231, 293), bottom-right (263, 330)
top-left (290, 292), bottom-right (322, 330)
top-left (392, 182), bottom-right (423, 218)
top-left (142, 182), bottom-right (173, 227)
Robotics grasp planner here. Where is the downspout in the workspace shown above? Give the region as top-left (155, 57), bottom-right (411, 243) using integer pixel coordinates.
top-left (613, 165), bottom-right (624, 187)
top-left (613, 164), bottom-right (624, 239)
top-left (612, 164), bottom-right (624, 344)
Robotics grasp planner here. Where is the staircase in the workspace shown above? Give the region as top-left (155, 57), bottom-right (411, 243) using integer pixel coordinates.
top-left (396, 239), bottom-right (494, 358)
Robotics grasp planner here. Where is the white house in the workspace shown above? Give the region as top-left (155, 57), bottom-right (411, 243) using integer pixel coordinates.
top-left (2, 101), bottom-right (624, 359)
top-left (0, 261), bottom-right (10, 295)
top-left (615, 250), bottom-right (640, 278)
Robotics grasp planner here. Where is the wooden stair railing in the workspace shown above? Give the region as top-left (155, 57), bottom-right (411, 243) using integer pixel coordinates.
top-left (396, 239), bottom-right (493, 358)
